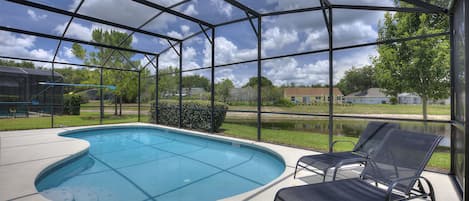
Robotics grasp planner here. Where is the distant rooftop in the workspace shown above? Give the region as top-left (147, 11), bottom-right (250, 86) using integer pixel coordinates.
top-left (0, 66), bottom-right (63, 78)
top-left (346, 88), bottom-right (388, 97)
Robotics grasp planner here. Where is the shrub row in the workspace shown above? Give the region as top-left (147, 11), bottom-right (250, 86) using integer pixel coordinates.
top-left (63, 94), bottom-right (81, 115)
top-left (150, 100), bottom-right (228, 131)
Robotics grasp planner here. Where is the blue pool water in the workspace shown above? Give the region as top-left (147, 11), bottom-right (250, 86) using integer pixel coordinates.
top-left (36, 126), bottom-right (285, 201)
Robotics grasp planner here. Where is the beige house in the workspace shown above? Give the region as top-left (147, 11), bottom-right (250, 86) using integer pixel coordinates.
top-left (283, 87), bottom-right (344, 104)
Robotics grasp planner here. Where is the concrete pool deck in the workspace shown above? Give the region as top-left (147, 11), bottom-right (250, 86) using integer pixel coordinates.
top-left (0, 123), bottom-right (461, 201)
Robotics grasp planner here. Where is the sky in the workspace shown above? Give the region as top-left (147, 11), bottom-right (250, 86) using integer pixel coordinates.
top-left (0, 0), bottom-right (407, 87)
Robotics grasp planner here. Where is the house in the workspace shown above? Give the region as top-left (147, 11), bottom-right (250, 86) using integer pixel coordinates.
top-left (228, 87), bottom-right (257, 102)
top-left (182, 87), bottom-right (206, 97)
top-left (283, 87), bottom-right (343, 104)
top-left (0, 66), bottom-right (64, 116)
top-left (398, 93), bottom-right (422, 104)
top-left (344, 88), bottom-right (390, 104)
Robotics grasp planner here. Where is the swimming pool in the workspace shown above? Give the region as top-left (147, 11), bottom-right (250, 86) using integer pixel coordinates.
top-left (36, 126), bottom-right (285, 201)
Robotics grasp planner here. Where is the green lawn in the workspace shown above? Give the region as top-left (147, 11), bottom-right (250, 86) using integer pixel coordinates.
top-left (220, 122), bottom-right (450, 171)
top-left (0, 110), bottom-right (449, 171)
top-left (230, 104), bottom-right (450, 115)
top-left (83, 101), bottom-right (450, 115)
top-left (0, 112), bottom-right (151, 131)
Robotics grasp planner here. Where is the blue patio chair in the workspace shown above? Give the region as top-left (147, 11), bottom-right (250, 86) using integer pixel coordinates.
top-left (275, 129), bottom-right (443, 201)
top-left (294, 122), bottom-right (399, 181)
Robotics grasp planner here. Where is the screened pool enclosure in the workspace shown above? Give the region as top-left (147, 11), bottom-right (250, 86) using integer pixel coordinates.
top-left (0, 0), bottom-right (467, 199)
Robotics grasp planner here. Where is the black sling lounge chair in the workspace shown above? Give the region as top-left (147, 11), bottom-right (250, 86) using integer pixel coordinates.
top-left (294, 122), bottom-right (399, 181)
top-left (275, 129), bottom-right (443, 201)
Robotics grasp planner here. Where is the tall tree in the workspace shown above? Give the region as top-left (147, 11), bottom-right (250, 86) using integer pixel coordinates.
top-left (158, 67), bottom-right (179, 98)
top-left (55, 67), bottom-right (90, 93)
top-left (243, 76), bottom-right (273, 88)
top-left (373, 11), bottom-right (450, 120)
top-left (215, 78), bottom-right (234, 103)
top-left (71, 29), bottom-right (140, 103)
top-left (182, 75), bottom-right (210, 96)
top-left (337, 65), bottom-right (378, 95)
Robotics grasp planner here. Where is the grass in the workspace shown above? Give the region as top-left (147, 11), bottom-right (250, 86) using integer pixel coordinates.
top-left (0, 112), bottom-right (151, 131)
top-left (83, 101), bottom-right (450, 115)
top-left (0, 109), bottom-right (449, 171)
top-left (231, 104), bottom-right (450, 115)
top-left (220, 122), bottom-right (450, 171)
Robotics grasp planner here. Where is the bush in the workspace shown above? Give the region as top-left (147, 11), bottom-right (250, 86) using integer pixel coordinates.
top-left (150, 100), bottom-right (228, 131)
top-left (63, 94), bottom-right (81, 115)
top-left (274, 98), bottom-right (294, 107)
top-left (390, 97), bottom-right (398, 105)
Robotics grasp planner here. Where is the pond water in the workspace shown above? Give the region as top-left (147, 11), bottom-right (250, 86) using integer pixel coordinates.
top-left (227, 118), bottom-right (451, 147)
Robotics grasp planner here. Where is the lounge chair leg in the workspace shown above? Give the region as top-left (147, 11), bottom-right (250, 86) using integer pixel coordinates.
top-left (417, 180), bottom-right (428, 199)
top-left (293, 162), bottom-right (299, 179)
top-left (419, 177), bottom-right (436, 201)
top-left (323, 169), bottom-right (328, 182)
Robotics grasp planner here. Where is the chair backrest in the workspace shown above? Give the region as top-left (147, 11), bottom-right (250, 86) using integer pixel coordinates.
top-left (353, 122), bottom-right (399, 154)
top-left (360, 129), bottom-right (443, 194)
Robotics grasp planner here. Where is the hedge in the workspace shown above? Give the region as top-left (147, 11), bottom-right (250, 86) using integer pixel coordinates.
top-left (150, 100), bottom-right (228, 131)
top-left (63, 94), bottom-right (81, 115)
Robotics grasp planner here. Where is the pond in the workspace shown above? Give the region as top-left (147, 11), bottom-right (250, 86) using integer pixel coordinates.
top-left (226, 118), bottom-right (451, 148)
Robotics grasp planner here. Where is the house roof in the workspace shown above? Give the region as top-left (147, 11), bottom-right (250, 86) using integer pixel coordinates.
top-left (345, 88), bottom-right (389, 97)
top-left (284, 87), bottom-right (343, 97)
top-left (0, 66), bottom-right (63, 77)
top-left (398, 92), bottom-right (420, 97)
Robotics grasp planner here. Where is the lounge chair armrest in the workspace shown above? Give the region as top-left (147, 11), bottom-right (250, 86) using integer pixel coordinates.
top-left (385, 176), bottom-right (434, 201)
top-left (331, 140), bottom-right (356, 150)
top-left (331, 157), bottom-right (368, 181)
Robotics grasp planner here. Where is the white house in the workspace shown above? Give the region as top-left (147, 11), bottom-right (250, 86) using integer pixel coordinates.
top-left (344, 88), bottom-right (390, 104)
top-left (398, 93), bottom-right (422, 104)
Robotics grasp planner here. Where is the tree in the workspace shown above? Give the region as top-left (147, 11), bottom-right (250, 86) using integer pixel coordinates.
top-left (215, 79), bottom-right (234, 103)
top-left (243, 76), bottom-right (273, 88)
top-left (242, 76), bottom-right (284, 104)
top-left (337, 65), bottom-right (378, 95)
top-left (158, 67), bottom-right (179, 98)
top-left (0, 59), bottom-right (35, 68)
top-left (71, 29), bottom-right (140, 104)
top-left (55, 67), bottom-right (90, 93)
top-left (373, 11), bottom-right (450, 120)
top-left (182, 75), bottom-right (210, 96)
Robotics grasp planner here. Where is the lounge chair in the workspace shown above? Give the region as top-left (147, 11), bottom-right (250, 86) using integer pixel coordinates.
top-left (294, 122), bottom-right (399, 181)
top-left (275, 129), bottom-right (443, 201)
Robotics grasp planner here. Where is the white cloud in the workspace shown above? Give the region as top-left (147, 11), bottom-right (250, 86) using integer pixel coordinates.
top-left (265, 0), bottom-right (316, 11)
top-left (203, 37), bottom-right (258, 66)
top-left (163, 25), bottom-right (193, 40)
top-left (181, 25), bottom-right (191, 35)
top-left (333, 46), bottom-right (378, 83)
top-left (214, 68), bottom-right (249, 87)
top-left (30, 49), bottom-right (53, 60)
top-left (0, 31), bottom-right (57, 65)
top-left (263, 57), bottom-right (330, 86)
top-left (183, 4), bottom-right (199, 16)
top-left (62, 47), bottom-right (75, 59)
top-left (158, 45), bottom-right (201, 70)
top-left (263, 27), bottom-right (298, 50)
top-left (299, 29), bottom-right (326, 51)
top-left (333, 21), bottom-right (378, 46)
top-left (70, 0), bottom-right (177, 31)
top-left (182, 46), bottom-right (200, 70)
top-left (54, 22), bottom-right (92, 41)
top-left (27, 9), bottom-right (47, 21)
top-left (54, 22), bottom-right (139, 44)
top-left (210, 0), bottom-right (233, 17)
top-left (166, 31), bottom-right (183, 39)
